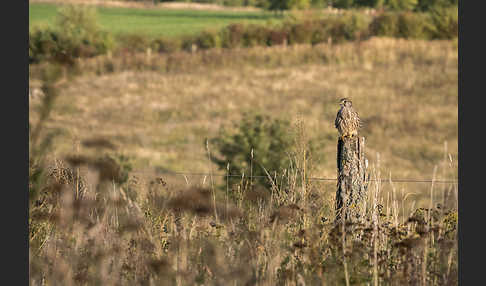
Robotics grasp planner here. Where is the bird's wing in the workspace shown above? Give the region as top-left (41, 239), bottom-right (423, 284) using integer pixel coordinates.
top-left (355, 111), bottom-right (362, 128)
top-left (335, 110), bottom-right (342, 129)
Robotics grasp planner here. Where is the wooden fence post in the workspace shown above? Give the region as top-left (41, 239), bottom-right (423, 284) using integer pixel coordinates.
top-left (335, 136), bottom-right (369, 223)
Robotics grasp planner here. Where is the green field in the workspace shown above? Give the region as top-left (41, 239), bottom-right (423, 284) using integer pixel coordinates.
top-left (29, 3), bottom-right (281, 38)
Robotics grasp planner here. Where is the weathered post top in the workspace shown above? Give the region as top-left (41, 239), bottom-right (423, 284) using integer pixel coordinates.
top-left (336, 136), bottom-right (369, 222)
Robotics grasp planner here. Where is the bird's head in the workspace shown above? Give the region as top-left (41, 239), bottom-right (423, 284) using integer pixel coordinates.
top-left (339, 98), bottom-right (352, 107)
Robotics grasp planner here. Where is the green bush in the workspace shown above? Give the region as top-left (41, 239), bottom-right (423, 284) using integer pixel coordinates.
top-left (416, 0), bottom-right (457, 12)
top-left (369, 12), bottom-right (400, 37)
top-left (116, 34), bottom-right (151, 53)
top-left (268, 0), bottom-right (291, 12)
top-left (396, 11), bottom-right (431, 39)
top-left (427, 5), bottom-right (458, 39)
top-left (310, 0), bottom-right (330, 8)
top-left (333, 0), bottom-right (355, 8)
top-left (311, 19), bottom-right (333, 45)
top-left (386, 0), bottom-right (418, 11)
top-left (338, 12), bottom-right (371, 41)
top-left (242, 24), bottom-right (270, 47)
top-left (369, 8), bottom-right (456, 39)
top-left (29, 5), bottom-right (114, 64)
top-left (267, 28), bottom-right (289, 46)
top-left (195, 30), bottom-right (222, 50)
top-left (209, 113), bottom-right (295, 190)
top-left (311, 13), bottom-right (370, 45)
top-left (181, 35), bottom-right (198, 52)
top-left (29, 27), bottom-right (60, 64)
top-left (287, 21), bottom-right (316, 44)
top-left (220, 23), bottom-right (245, 49)
top-left (54, 5), bottom-right (114, 58)
top-left (287, 0), bottom-right (311, 9)
top-left (222, 0), bottom-right (245, 6)
top-left (56, 5), bottom-right (99, 37)
top-left (151, 37), bottom-right (181, 54)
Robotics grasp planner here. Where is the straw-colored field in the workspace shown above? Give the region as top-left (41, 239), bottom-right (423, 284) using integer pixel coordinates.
top-left (29, 37), bottom-right (457, 202)
top-left (29, 30), bottom-right (458, 285)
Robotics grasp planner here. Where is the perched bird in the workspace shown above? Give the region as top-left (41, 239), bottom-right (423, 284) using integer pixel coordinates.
top-left (335, 98), bottom-right (361, 140)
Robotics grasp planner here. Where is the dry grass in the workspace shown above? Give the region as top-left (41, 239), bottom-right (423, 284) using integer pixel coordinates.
top-left (29, 37), bottom-right (458, 284)
top-left (29, 135), bottom-right (458, 285)
top-left (29, 37), bottom-right (457, 196)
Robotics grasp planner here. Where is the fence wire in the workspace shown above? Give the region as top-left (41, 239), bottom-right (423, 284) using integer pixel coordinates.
top-left (130, 170), bottom-right (457, 184)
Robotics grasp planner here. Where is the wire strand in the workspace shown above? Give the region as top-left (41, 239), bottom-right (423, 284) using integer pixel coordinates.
top-left (130, 170), bottom-right (456, 184)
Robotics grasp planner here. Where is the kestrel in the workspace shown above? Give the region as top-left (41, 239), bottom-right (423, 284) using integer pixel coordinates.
top-left (335, 98), bottom-right (360, 140)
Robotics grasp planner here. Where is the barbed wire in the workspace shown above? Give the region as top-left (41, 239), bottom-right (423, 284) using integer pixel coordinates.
top-left (130, 170), bottom-right (457, 184)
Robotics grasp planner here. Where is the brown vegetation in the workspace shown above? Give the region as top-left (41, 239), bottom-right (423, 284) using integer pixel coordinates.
top-left (29, 37), bottom-right (457, 191)
top-left (29, 37), bottom-right (457, 285)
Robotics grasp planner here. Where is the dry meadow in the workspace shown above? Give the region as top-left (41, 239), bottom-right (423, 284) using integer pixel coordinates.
top-left (29, 36), bottom-right (458, 285)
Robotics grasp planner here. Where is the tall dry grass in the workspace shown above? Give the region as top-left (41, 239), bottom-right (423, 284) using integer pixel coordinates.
top-left (29, 37), bottom-right (457, 284)
top-left (29, 37), bottom-right (457, 195)
top-left (30, 111), bottom-right (458, 285)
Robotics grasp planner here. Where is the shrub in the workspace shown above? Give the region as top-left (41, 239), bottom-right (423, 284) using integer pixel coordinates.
top-left (220, 23), bottom-right (245, 49)
top-left (54, 5), bottom-right (114, 57)
top-left (386, 0), bottom-right (418, 11)
top-left (311, 19), bottom-right (333, 45)
top-left (209, 112), bottom-right (295, 190)
top-left (327, 19), bottom-right (350, 44)
top-left (29, 5), bottom-right (114, 64)
top-left (416, 0), bottom-right (457, 12)
top-left (57, 5), bottom-right (99, 36)
top-left (287, 0), bottom-right (311, 9)
top-left (396, 11), bottom-right (431, 39)
top-left (338, 12), bottom-right (371, 41)
top-left (268, 0), bottom-right (291, 12)
top-left (310, 14), bottom-right (370, 45)
top-left (310, 0), bottom-right (329, 8)
top-left (150, 37), bottom-right (180, 54)
top-left (29, 27), bottom-right (60, 64)
top-left (333, 0), bottom-right (355, 8)
top-left (222, 0), bottom-right (244, 6)
top-left (427, 5), bottom-right (458, 39)
top-left (242, 24), bottom-right (270, 47)
top-left (287, 21), bottom-right (316, 45)
top-left (369, 12), bottom-right (400, 37)
top-left (195, 30), bottom-right (222, 50)
top-left (181, 35), bottom-right (198, 52)
top-left (267, 28), bottom-right (289, 46)
top-left (116, 34), bottom-right (151, 53)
